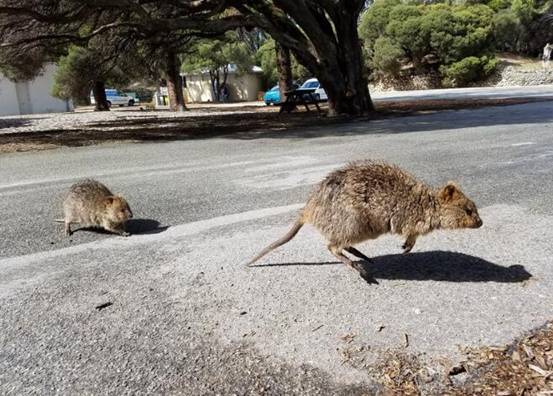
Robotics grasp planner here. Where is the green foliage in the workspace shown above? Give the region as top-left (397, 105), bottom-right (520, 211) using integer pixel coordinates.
top-left (256, 39), bottom-right (279, 86)
top-left (52, 47), bottom-right (94, 102)
top-left (182, 33), bottom-right (254, 75)
top-left (52, 46), bottom-right (129, 104)
top-left (493, 10), bottom-right (523, 51)
top-left (486, 0), bottom-right (512, 11)
top-left (441, 55), bottom-right (498, 86)
top-left (385, 6), bottom-right (428, 63)
top-left (360, 0), bottom-right (498, 86)
top-left (372, 37), bottom-right (405, 76)
top-left (255, 39), bottom-right (309, 87)
top-left (359, 0), bottom-right (401, 55)
top-left (181, 33), bottom-right (256, 100)
top-left (511, 0), bottom-right (536, 23)
top-left (0, 47), bottom-right (50, 81)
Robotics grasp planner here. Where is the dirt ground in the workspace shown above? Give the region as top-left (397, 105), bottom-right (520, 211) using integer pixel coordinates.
top-left (1, 97), bottom-right (551, 154)
top-left (368, 321), bottom-right (553, 395)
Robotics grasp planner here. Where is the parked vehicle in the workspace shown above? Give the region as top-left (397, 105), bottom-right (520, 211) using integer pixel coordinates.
top-left (263, 83), bottom-right (301, 105)
top-left (263, 85), bottom-right (280, 105)
top-left (300, 78), bottom-right (327, 101)
top-left (90, 89), bottom-right (136, 107)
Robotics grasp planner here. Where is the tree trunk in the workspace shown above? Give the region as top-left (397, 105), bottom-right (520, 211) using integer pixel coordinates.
top-left (326, 7), bottom-right (374, 116)
top-left (92, 80), bottom-right (110, 111)
top-left (234, 1), bottom-right (374, 116)
top-left (165, 50), bottom-right (186, 112)
top-left (222, 65), bottom-right (229, 89)
top-left (209, 70), bottom-right (222, 102)
top-left (221, 65), bottom-right (229, 102)
top-left (275, 42), bottom-right (294, 103)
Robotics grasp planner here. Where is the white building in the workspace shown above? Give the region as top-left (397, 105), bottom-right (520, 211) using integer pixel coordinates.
top-left (0, 64), bottom-right (73, 116)
top-left (183, 65), bottom-right (264, 103)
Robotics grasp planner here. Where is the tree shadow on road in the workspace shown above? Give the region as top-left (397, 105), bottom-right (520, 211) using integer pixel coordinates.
top-left (0, 117), bottom-right (46, 130)
top-left (4, 98), bottom-right (553, 153)
top-left (252, 251), bottom-right (531, 284)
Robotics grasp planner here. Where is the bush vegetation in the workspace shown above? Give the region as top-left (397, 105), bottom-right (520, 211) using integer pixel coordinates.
top-left (359, 0), bottom-right (553, 87)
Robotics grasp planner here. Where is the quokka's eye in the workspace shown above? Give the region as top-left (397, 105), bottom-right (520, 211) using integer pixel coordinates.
top-left (466, 208), bottom-right (473, 216)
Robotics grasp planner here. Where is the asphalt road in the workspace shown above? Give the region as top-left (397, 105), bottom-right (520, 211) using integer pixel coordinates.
top-left (373, 84), bottom-right (553, 101)
top-left (1, 101), bottom-right (553, 394)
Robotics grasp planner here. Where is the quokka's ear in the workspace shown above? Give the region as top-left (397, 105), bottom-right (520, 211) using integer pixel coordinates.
top-left (439, 181), bottom-right (461, 202)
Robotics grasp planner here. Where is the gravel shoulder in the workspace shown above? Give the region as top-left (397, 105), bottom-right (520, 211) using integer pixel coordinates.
top-left (2, 95), bottom-right (553, 154)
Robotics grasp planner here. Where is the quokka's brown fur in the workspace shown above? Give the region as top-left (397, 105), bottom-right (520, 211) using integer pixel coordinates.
top-left (61, 179), bottom-right (133, 236)
top-left (248, 160), bottom-right (482, 269)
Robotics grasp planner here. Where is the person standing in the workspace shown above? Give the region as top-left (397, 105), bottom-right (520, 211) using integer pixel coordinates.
top-left (543, 43), bottom-right (553, 67)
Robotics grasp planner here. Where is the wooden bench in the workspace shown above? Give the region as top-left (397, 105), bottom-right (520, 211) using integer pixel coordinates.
top-left (279, 88), bottom-right (322, 114)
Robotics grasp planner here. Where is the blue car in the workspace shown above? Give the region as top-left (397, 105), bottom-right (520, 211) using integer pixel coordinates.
top-left (263, 85), bottom-right (281, 105)
top-left (263, 83), bottom-right (300, 105)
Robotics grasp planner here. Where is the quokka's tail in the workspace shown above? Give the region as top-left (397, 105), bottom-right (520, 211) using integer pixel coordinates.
top-left (247, 219), bottom-right (304, 266)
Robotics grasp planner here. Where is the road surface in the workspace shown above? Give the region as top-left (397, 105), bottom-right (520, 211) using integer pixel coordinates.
top-left (372, 84), bottom-right (553, 102)
top-left (1, 101), bottom-right (553, 394)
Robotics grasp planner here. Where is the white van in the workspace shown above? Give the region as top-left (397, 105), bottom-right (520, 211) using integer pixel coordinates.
top-left (90, 89), bottom-right (136, 107)
top-left (300, 78), bottom-right (328, 101)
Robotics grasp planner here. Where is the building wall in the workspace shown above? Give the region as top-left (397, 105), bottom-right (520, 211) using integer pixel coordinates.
top-left (0, 77), bottom-right (20, 116)
top-left (228, 73), bottom-right (263, 102)
top-left (184, 75), bottom-right (215, 103)
top-left (0, 64), bottom-right (72, 116)
top-left (184, 72), bottom-right (263, 103)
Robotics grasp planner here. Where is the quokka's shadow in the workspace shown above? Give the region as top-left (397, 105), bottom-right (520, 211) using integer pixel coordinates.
top-left (252, 251), bottom-right (531, 284)
top-left (76, 219), bottom-right (168, 235)
top-left (124, 219), bottom-right (168, 235)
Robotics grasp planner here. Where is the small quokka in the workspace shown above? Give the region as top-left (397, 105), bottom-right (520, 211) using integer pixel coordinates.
top-left (60, 179), bottom-right (133, 236)
top-left (248, 160), bottom-right (482, 269)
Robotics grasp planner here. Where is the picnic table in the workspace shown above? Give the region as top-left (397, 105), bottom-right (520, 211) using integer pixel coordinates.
top-left (279, 87), bottom-right (322, 114)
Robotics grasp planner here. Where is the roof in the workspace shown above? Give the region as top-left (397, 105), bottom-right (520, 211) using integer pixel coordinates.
top-left (182, 64), bottom-right (263, 77)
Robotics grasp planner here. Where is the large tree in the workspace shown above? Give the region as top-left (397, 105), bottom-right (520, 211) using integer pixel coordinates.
top-left (1, 1), bottom-right (373, 115)
top-left (182, 32), bottom-right (255, 102)
top-left (0, 1), bottom-right (252, 111)
top-left (275, 42), bottom-right (294, 103)
top-left (231, 1), bottom-right (374, 115)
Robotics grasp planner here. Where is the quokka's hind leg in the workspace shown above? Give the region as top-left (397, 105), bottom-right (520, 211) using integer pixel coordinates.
top-left (329, 244), bottom-right (374, 281)
top-left (328, 244), bottom-right (355, 268)
top-left (345, 246), bottom-right (373, 263)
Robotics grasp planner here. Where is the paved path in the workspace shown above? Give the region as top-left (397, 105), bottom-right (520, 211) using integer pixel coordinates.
top-left (373, 84), bottom-right (553, 101)
top-left (1, 101), bottom-right (553, 394)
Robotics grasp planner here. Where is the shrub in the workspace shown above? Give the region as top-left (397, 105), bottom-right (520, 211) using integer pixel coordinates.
top-left (441, 56), bottom-right (497, 87)
top-left (360, 0), bottom-right (497, 86)
top-left (511, 0), bottom-right (536, 24)
top-left (359, 0), bottom-right (401, 55)
top-left (493, 11), bottom-right (522, 51)
top-left (371, 37), bottom-right (405, 77)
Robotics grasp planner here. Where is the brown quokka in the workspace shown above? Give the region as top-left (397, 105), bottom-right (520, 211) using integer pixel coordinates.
top-left (59, 179), bottom-right (133, 236)
top-left (248, 160), bottom-right (482, 270)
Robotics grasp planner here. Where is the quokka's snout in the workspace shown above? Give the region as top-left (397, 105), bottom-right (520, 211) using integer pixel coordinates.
top-left (436, 182), bottom-right (483, 230)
